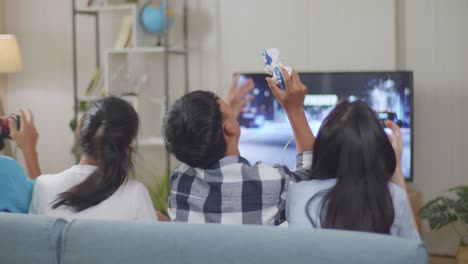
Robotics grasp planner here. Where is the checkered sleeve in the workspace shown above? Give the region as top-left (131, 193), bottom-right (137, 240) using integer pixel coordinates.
top-left (290, 151), bottom-right (313, 182)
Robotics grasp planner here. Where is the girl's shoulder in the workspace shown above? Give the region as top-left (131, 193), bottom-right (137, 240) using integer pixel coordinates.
top-left (288, 178), bottom-right (337, 202)
top-left (0, 155), bottom-right (22, 170)
top-left (290, 178), bottom-right (337, 192)
top-left (33, 167), bottom-right (79, 193)
top-left (120, 179), bottom-right (150, 195)
top-left (0, 156), bottom-right (28, 182)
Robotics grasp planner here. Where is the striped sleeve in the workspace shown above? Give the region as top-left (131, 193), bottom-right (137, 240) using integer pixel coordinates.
top-left (278, 151), bottom-right (313, 182)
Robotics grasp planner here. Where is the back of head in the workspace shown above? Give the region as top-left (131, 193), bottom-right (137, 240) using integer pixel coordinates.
top-left (308, 100), bottom-right (396, 234)
top-left (163, 91), bottom-right (226, 169)
top-left (53, 96), bottom-right (139, 212)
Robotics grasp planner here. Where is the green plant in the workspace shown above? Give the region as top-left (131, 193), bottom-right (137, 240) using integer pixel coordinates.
top-left (147, 172), bottom-right (170, 217)
top-left (69, 117), bottom-right (81, 164)
top-left (134, 161), bottom-right (170, 217)
top-left (419, 185), bottom-right (468, 246)
top-left (70, 101), bottom-right (92, 164)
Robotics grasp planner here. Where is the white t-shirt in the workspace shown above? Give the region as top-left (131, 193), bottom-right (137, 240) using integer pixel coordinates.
top-left (29, 165), bottom-right (157, 222)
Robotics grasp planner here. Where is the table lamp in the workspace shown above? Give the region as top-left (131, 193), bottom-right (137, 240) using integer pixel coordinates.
top-left (0, 34), bottom-right (24, 73)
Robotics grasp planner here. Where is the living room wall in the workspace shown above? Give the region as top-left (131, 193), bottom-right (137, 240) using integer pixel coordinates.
top-left (3, 0), bottom-right (467, 256)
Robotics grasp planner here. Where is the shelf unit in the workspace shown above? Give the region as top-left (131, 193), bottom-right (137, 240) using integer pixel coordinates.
top-left (71, 0), bottom-right (189, 174)
top-left (106, 47), bottom-right (188, 54)
top-left (75, 3), bottom-right (136, 13)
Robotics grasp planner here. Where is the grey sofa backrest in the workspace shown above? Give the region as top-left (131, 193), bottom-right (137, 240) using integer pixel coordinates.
top-left (60, 219), bottom-right (428, 264)
top-left (0, 213), bottom-right (66, 264)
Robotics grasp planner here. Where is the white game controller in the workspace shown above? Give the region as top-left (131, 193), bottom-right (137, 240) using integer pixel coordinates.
top-left (262, 48), bottom-right (292, 89)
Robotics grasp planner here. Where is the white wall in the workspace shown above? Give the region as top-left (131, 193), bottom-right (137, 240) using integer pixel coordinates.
top-left (308, 0), bottom-right (396, 71)
top-left (219, 0), bottom-right (396, 91)
top-left (187, 0), bottom-right (222, 95)
top-left (398, 0), bottom-right (468, 256)
top-left (4, 0), bottom-right (468, 256)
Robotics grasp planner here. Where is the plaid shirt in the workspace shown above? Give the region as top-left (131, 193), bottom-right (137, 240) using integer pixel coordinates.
top-left (168, 151), bottom-right (313, 225)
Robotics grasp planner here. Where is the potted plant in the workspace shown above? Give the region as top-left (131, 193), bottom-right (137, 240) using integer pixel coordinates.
top-left (146, 172), bottom-right (170, 220)
top-left (419, 186), bottom-right (468, 263)
top-left (69, 101), bottom-right (91, 164)
top-left (134, 161), bottom-right (170, 220)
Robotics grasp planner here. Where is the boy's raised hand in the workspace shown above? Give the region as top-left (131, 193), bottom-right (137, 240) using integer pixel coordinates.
top-left (226, 74), bottom-right (255, 118)
top-left (266, 68), bottom-right (307, 112)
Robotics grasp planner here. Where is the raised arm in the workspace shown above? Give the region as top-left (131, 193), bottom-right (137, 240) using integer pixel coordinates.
top-left (266, 68), bottom-right (314, 153)
top-left (385, 120), bottom-right (406, 190)
top-left (385, 119), bottom-right (418, 232)
top-left (9, 109), bottom-right (42, 179)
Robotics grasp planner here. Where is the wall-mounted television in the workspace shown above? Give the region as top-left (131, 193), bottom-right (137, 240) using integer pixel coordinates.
top-left (237, 71), bottom-right (413, 180)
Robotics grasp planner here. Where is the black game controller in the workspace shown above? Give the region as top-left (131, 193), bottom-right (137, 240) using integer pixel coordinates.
top-left (0, 114), bottom-right (21, 138)
top-left (378, 112), bottom-right (402, 128)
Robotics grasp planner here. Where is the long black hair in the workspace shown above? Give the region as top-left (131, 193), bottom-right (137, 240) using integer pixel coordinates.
top-left (52, 96), bottom-right (139, 212)
top-left (306, 100), bottom-right (396, 234)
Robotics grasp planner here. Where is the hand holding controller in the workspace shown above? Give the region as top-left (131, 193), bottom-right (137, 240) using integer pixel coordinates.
top-left (378, 112), bottom-right (403, 128)
top-left (0, 114), bottom-right (20, 138)
top-left (262, 48), bottom-right (292, 89)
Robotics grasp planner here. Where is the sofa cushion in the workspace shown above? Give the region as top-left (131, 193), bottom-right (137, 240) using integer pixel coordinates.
top-left (0, 213), bottom-right (66, 264)
top-left (60, 219), bottom-right (427, 264)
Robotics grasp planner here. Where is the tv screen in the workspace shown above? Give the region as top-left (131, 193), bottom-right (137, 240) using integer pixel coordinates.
top-left (237, 72), bottom-right (413, 180)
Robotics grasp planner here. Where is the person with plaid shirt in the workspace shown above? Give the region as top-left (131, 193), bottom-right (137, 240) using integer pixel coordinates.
top-left (163, 68), bottom-right (314, 225)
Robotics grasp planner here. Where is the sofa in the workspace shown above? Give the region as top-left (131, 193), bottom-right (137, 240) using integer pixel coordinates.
top-left (0, 213), bottom-right (428, 264)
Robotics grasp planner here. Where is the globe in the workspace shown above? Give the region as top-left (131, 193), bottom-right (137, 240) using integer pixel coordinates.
top-left (140, 1), bottom-right (175, 34)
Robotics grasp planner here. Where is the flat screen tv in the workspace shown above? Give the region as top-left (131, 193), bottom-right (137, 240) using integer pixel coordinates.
top-left (237, 71), bottom-right (413, 180)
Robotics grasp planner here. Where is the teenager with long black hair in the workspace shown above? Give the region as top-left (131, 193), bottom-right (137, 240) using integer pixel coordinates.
top-left (286, 100), bottom-right (418, 239)
top-left (29, 97), bottom-right (156, 221)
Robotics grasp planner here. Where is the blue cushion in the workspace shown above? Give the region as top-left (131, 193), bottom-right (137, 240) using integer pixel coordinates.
top-left (0, 213), bottom-right (66, 264)
top-left (61, 219), bottom-right (428, 264)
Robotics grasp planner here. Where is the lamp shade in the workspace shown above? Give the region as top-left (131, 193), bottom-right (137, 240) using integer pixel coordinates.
top-left (0, 35), bottom-right (24, 73)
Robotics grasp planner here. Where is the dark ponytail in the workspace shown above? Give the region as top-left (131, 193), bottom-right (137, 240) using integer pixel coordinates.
top-left (306, 100), bottom-right (396, 234)
top-left (52, 96), bottom-right (139, 212)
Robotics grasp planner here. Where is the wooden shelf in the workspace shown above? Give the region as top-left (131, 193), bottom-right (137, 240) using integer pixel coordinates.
top-left (139, 137), bottom-right (165, 147)
top-left (78, 96), bottom-right (103, 102)
top-left (75, 4), bottom-right (135, 14)
top-left (107, 47), bottom-right (188, 55)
